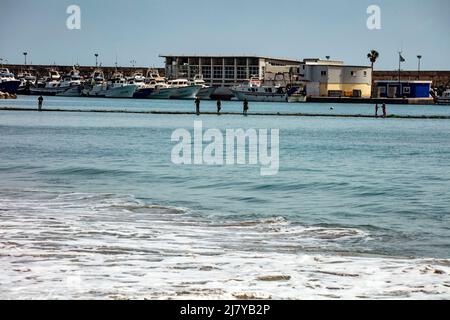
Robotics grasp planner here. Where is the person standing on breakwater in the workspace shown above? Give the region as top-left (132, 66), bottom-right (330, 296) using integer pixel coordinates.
top-left (243, 98), bottom-right (249, 116)
top-left (195, 97), bottom-right (200, 116)
top-left (217, 99), bottom-right (221, 115)
top-left (37, 96), bottom-right (44, 112)
top-left (382, 103), bottom-right (387, 118)
top-left (375, 103), bottom-right (379, 117)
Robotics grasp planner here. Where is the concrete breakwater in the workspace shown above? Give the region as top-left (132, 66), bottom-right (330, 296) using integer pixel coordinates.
top-left (1, 107), bottom-right (450, 119)
top-left (2, 64), bottom-right (165, 81)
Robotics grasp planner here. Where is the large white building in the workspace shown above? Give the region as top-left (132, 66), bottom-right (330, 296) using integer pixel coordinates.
top-left (161, 55), bottom-right (373, 98)
top-left (160, 55), bottom-right (301, 87)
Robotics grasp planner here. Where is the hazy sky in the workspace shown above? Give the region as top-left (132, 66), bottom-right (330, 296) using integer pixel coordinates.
top-left (1, 0), bottom-right (449, 70)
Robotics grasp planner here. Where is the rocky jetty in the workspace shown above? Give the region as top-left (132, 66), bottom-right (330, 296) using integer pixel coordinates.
top-left (0, 91), bottom-right (17, 99)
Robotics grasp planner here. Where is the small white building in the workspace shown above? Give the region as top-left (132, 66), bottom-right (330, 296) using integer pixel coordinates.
top-left (293, 59), bottom-right (373, 98)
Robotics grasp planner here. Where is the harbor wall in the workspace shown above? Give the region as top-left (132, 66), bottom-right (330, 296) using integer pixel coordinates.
top-left (373, 71), bottom-right (450, 88)
top-left (1, 64), bottom-right (166, 79)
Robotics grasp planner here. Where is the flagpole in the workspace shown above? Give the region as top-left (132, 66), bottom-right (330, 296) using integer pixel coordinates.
top-left (398, 51), bottom-right (402, 98)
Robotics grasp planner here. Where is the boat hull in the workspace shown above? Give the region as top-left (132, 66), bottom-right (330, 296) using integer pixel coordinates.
top-left (287, 94), bottom-right (307, 103)
top-left (196, 87), bottom-right (216, 100)
top-left (170, 85), bottom-right (200, 99)
top-left (29, 87), bottom-right (67, 96)
top-left (133, 87), bottom-right (154, 99)
top-left (0, 80), bottom-right (21, 94)
top-left (210, 86), bottom-right (234, 100)
top-left (436, 98), bottom-right (450, 105)
top-left (104, 85), bottom-right (137, 98)
top-left (148, 88), bottom-right (173, 99)
top-left (56, 86), bottom-right (82, 97)
top-left (231, 90), bottom-right (288, 102)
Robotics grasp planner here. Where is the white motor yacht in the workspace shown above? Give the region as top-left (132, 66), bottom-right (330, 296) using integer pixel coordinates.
top-left (104, 71), bottom-right (137, 98)
top-left (192, 74), bottom-right (215, 100)
top-left (139, 69), bottom-right (173, 99)
top-left (231, 77), bottom-right (290, 102)
top-left (29, 69), bottom-right (65, 95)
top-left (56, 67), bottom-right (83, 96)
top-left (30, 77), bottom-right (63, 95)
top-left (166, 78), bottom-right (200, 99)
top-left (0, 68), bottom-right (22, 94)
top-left (83, 69), bottom-right (107, 97)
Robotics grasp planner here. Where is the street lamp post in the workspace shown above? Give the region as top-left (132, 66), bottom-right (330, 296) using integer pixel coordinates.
top-left (94, 53), bottom-right (99, 67)
top-left (23, 52), bottom-right (28, 66)
top-left (417, 55), bottom-right (422, 80)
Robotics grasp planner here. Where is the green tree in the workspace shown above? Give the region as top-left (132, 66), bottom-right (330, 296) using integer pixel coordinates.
top-left (367, 50), bottom-right (379, 98)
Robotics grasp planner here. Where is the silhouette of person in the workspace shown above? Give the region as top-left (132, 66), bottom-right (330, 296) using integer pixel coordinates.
top-left (38, 96), bottom-right (44, 112)
top-left (382, 103), bottom-right (387, 118)
top-left (195, 97), bottom-right (200, 116)
top-left (375, 103), bottom-right (379, 117)
top-left (217, 99), bottom-right (221, 115)
top-left (243, 98), bottom-right (249, 116)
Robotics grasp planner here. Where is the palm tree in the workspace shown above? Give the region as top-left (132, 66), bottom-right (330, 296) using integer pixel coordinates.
top-left (367, 50), bottom-right (379, 98)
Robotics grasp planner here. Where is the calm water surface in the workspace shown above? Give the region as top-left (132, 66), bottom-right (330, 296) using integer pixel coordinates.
top-left (1, 96), bottom-right (449, 299)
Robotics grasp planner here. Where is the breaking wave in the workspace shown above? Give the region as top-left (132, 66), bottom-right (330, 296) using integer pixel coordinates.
top-left (0, 189), bottom-right (449, 300)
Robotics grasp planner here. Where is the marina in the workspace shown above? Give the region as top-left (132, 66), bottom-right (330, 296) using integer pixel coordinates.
top-left (1, 55), bottom-right (449, 104)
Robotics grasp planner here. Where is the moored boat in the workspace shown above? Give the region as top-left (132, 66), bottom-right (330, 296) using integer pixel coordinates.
top-left (192, 75), bottom-right (215, 100)
top-left (231, 77), bottom-right (293, 102)
top-left (29, 69), bottom-right (64, 95)
top-left (83, 69), bottom-right (108, 97)
top-left (104, 71), bottom-right (137, 98)
top-left (0, 68), bottom-right (21, 94)
top-left (29, 79), bottom-right (65, 96)
top-left (435, 89), bottom-right (450, 105)
top-left (56, 67), bottom-right (83, 97)
top-left (167, 79), bottom-right (200, 99)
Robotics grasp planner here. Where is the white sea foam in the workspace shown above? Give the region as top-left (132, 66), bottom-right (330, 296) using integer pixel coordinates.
top-left (0, 190), bottom-right (449, 300)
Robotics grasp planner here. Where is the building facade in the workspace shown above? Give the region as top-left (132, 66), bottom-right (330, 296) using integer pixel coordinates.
top-left (294, 59), bottom-right (373, 98)
top-left (161, 55), bottom-right (373, 97)
top-left (375, 80), bottom-right (432, 98)
top-left (160, 55), bottom-right (301, 87)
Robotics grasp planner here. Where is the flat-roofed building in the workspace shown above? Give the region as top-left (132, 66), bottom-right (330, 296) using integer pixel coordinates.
top-left (294, 59), bottom-right (373, 98)
top-left (375, 80), bottom-right (432, 98)
top-left (160, 55), bottom-right (301, 87)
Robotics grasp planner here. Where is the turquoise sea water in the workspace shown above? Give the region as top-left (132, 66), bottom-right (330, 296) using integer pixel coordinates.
top-left (1, 96), bottom-right (450, 299)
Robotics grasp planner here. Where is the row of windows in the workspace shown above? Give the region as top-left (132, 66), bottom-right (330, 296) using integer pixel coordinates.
top-left (320, 70), bottom-right (368, 77)
top-left (350, 71), bottom-right (368, 77)
top-left (178, 58), bottom-right (260, 66)
top-left (178, 66), bottom-right (260, 79)
top-left (379, 86), bottom-right (411, 94)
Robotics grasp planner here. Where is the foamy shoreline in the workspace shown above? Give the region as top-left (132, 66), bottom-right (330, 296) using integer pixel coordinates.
top-left (1, 191), bottom-right (449, 300)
